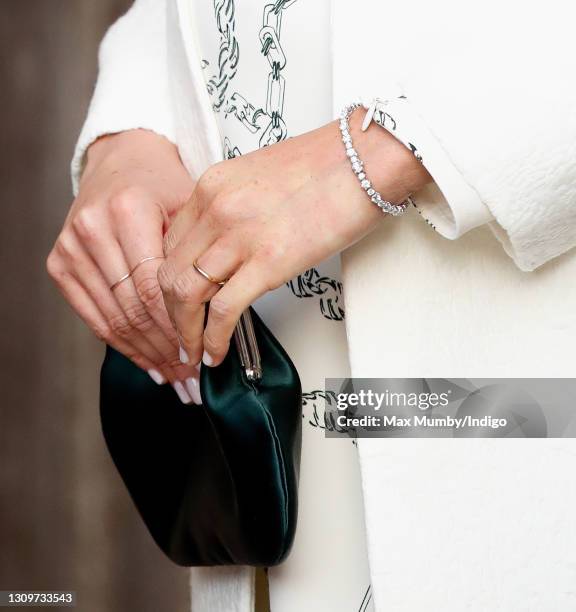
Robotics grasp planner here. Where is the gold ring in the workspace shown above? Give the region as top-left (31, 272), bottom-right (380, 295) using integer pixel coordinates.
top-left (110, 256), bottom-right (165, 291)
top-left (110, 272), bottom-right (131, 291)
top-left (193, 259), bottom-right (228, 287)
top-left (130, 255), bottom-right (164, 275)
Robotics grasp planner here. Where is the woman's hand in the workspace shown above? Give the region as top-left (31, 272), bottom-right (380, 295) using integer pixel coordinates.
top-left (158, 109), bottom-right (431, 367)
top-left (47, 129), bottom-right (202, 404)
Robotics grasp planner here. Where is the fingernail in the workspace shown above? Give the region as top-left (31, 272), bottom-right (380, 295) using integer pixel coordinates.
top-left (179, 346), bottom-right (190, 364)
top-left (147, 369), bottom-right (166, 385)
top-left (172, 381), bottom-right (193, 404)
top-left (185, 377), bottom-right (202, 405)
top-left (202, 351), bottom-right (214, 367)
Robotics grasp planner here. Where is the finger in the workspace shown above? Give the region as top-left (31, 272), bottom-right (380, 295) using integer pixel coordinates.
top-left (162, 188), bottom-right (203, 256)
top-left (113, 276), bottom-right (205, 385)
top-left (130, 258), bottom-right (193, 373)
top-left (62, 230), bottom-right (178, 383)
top-left (173, 240), bottom-right (242, 365)
top-left (202, 261), bottom-right (269, 367)
top-left (173, 297), bottom-right (212, 368)
top-left (50, 261), bottom-right (162, 379)
top-left (60, 266), bottom-right (198, 405)
top-left (77, 214), bottom-right (187, 378)
top-left (113, 200), bottom-right (197, 377)
top-left (157, 213), bottom-right (220, 357)
top-left (171, 241), bottom-right (242, 366)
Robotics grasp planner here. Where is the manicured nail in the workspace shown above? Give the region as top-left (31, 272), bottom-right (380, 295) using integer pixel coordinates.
top-left (147, 369), bottom-right (166, 385)
top-left (179, 346), bottom-right (190, 364)
top-left (185, 377), bottom-right (202, 405)
top-left (172, 381), bottom-right (193, 404)
top-left (202, 351), bottom-right (213, 367)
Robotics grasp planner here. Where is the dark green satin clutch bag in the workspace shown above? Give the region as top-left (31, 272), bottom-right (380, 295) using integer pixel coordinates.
top-left (99, 307), bottom-right (302, 567)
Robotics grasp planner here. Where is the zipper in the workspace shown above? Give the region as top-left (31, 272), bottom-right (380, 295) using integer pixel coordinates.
top-left (234, 310), bottom-right (262, 382)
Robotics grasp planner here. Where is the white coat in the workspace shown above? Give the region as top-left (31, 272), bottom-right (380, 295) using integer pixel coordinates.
top-left (72, 1), bottom-right (576, 610)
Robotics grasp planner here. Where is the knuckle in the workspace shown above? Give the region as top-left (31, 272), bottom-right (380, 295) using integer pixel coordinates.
top-left (46, 250), bottom-right (62, 280)
top-left (91, 324), bottom-right (111, 343)
top-left (208, 193), bottom-right (240, 223)
top-left (259, 241), bottom-right (287, 263)
top-left (72, 207), bottom-right (99, 241)
top-left (54, 233), bottom-right (75, 260)
top-left (209, 297), bottom-right (234, 322)
top-left (172, 273), bottom-right (197, 303)
top-left (157, 261), bottom-right (177, 294)
top-left (196, 165), bottom-right (223, 200)
top-left (124, 299), bottom-right (155, 333)
top-left (54, 233), bottom-right (80, 267)
top-left (109, 187), bottom-right (143, 220)
top-left (134, 275), bottom-right (164, 310)
top-left (108, 312), bottom-right (133, 338)
top-left (163, 230), bottom-right (178, 255)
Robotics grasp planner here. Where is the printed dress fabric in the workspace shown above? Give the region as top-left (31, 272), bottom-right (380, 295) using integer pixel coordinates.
top-left (192, 1), bottom-right (374, 611)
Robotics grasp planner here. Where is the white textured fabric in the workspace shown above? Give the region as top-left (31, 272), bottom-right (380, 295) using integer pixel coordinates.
top-left (331, 0), bottom-right (576, 272)
top-left (341, 209), bottom-right (576, 610)
top-left (71, 0), bottom-right (175, 195)
top-left (363, 97), bottom-right (493, 239)
top-left (357, 438), bottom-right (576, 612)
top-left (189, 567), bottom-right (255, 612)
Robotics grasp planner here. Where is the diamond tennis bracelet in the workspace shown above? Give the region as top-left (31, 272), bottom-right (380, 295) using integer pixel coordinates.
top-left (339, 102), bottom-right (411, 216)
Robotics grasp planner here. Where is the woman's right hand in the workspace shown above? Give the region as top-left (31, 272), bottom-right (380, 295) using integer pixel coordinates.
top-left (47, 129), bottom-right (201, 404)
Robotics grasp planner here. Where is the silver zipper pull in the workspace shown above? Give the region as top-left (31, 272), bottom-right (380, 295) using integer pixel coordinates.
top-left (234, 309), bottom-right (262, 382)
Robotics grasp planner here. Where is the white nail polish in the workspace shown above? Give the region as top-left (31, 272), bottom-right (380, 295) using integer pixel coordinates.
top-left (185, 377), bottom-right (202, 405)
top-left (202, 351), bottom-right (214, 366)
top-left (179, 346), bottom-right (190, 364)
top-left (173, 381), bottom-right (193, 404)
top-left (147, 369), bottom-right (166, 385)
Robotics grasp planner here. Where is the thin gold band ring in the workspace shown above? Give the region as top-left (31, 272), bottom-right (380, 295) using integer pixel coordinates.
top-left (193, 259), bottom-right (228, 287)
top-left (130, 255), bottom-right (164, 275)
top-left (110, 255), bottom-right (165, 291)
top-left (110, 272), bottom-right (131, 291)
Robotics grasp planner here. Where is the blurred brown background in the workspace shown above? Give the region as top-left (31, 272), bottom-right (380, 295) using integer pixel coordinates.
top-left (0, 2), bottom-right (189, 610)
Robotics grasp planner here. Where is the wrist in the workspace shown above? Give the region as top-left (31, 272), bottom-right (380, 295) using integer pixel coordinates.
top-left (347, 107), bottom-right (432, 203)
top-left (83, 129), bottom-right (183, 183)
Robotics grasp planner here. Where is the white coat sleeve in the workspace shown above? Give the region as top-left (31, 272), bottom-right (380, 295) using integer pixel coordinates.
top-left (333, 0), bottom-right (576, 271)
top-left (71, 0), bottom-right (174, 196)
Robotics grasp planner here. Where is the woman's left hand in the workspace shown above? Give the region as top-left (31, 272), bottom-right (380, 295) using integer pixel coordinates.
top-left (158, 109), bottom-right (431, 367)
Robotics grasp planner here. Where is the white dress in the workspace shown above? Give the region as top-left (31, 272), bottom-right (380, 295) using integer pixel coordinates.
top-left (193, 2), bottom-right (374, 610)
